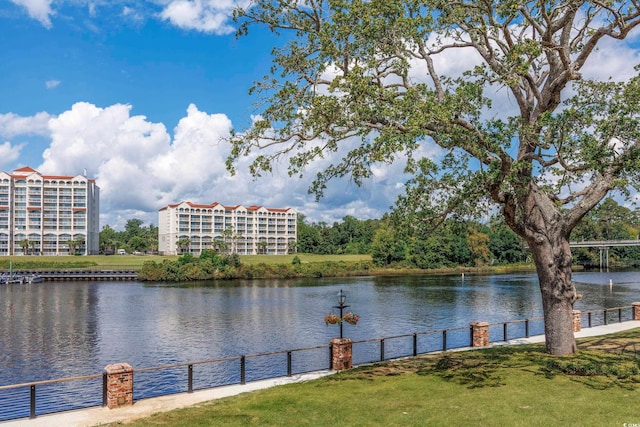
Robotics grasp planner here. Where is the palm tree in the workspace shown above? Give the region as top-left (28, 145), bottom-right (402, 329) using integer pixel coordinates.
top-left (28, 240), bottom-right (38, 256)
top-left (256, 241), bottom-right (268, 255)
top-left (222, 226), bottom-right (237, 255)
top-left (75, 236), bottom-right (86, 255)
top-left (213, 238), bottom-right (229, 254)
top-left (65, 239), bottom-right (77, 255)
top-left (19, 239), bottom-right (29, 255)
top-left (103, 239), bottom-right (117, 255)
top-left (177, 237), bottom-right (191, 254)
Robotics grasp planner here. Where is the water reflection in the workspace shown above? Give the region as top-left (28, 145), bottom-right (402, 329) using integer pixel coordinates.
top-left (0, 271), bottom-right (639, 390)
top-left (0, 283), bottom-right (101, 382)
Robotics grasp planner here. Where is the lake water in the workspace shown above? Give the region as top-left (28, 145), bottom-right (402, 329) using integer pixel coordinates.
top-left (0, 270), bottom-right (639, 418)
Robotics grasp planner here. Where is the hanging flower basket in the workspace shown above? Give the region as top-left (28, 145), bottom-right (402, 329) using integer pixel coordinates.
top-left (324, 313), bottom-right (342, 325)
top-left (343, 312), bottom-right (360, 325)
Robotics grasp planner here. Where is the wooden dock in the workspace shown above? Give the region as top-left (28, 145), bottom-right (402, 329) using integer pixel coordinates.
top-left (2, 270), bottom-right (138, 281)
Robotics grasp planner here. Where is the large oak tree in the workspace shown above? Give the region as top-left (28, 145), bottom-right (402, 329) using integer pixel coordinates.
top-left (228, 0), bottom-right (640, 354)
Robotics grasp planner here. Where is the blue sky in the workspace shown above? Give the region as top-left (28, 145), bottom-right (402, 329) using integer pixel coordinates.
top-left (0, 0), bottom-right (402, 230)
top-left (2, 1), bottom-right (639, 232)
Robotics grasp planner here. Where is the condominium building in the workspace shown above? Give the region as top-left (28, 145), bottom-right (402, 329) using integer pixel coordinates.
top-left (158, 201), bottom-right (297, 255)
top-left (0, 166), bottom-right (100, 256)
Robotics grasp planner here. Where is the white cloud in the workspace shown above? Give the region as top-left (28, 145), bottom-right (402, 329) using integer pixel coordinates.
top-left (122, 6), bottom-right (144, 22)
top-left (0, 112), bottom-right (52, 138)
top-left (28, 102), bottom-right (321, 229)
top-left (0, 101), bottom-right (405, 229)
top-left (0, 141), bottom-right (24, 170)
top-left (148, 103), bottom-right (233, 203)
top-left (39, 102), bottom-right (172, 227)
top-left (10, 0), bottom-right (53, 28)
top-left (159, 0), bottom-right (245, 35)
top-left (582, 36), bottom-right (640, 81)
top-left (45, 79), bottom-right (60, 89)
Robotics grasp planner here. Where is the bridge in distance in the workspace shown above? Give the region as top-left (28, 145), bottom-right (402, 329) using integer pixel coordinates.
top-left (569, 239), bottom-right (640, 270)
top-left (569, 239), bottom-right (640, 248)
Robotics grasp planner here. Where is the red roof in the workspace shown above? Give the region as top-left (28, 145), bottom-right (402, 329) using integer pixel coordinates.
top-left (13, 166), bottom-right (37, 173)
top-left (160, 201), bottom-right (293, 213)
top-left (9, 166), bottom-right (96, 183)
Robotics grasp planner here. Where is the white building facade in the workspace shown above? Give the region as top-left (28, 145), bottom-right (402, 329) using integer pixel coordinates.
top-left (0, 166), bottom-right (100, 256)
top-left (158, 201), bottom-right (297, 255)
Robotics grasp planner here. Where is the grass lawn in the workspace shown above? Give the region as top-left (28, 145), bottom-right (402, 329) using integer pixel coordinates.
top-left (0, 255), bottom-right (171, 270)
top-left (102, 329), bottom-right (640, 427)
top-left (240, 254), bottom-right (371, 265)
top-left (0, 254), bottom-right (371, 270)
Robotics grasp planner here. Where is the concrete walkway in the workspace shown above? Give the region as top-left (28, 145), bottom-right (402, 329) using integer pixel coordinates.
top-left (3, 321), bottom-right (640, 427)
top-left (0, 370), bottom-right (335, 427)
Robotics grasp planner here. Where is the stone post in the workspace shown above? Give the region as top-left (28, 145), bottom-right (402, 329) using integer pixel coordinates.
top-left (105, 363), bottom-right (133, 409)
top-left (330, 338), bottom-right (353, 371)
top-left (470, 321), bottom-right (489, 347)
top-left (633, 302), bottom-right (640, 320)
top-left (572, 310), bottom-right (581, 332)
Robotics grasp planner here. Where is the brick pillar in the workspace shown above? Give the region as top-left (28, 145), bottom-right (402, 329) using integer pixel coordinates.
top-left (470, 321), bottom-right (489, 347)
top-left (105, 363), bottom-right (133, 409)
top-left (572, 310), bottom-right (581, 332)
top-left (330, 338), bottom-right (353, 371)
top-left (633, 303), bottom-right (640, 320)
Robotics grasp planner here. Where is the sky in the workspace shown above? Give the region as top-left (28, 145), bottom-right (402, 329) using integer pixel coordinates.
top-left (1, 1), bottom-right (640, 231)
top-left (0, 0), bottom-right (405, 231)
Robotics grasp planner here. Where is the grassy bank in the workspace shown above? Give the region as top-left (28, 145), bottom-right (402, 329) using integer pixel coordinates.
top-left (102, 329), bottom-right (640, 427)
top-left (0, 254), bottom-right (369, 269)
top-left (0, 254), bottom-right (536, 280)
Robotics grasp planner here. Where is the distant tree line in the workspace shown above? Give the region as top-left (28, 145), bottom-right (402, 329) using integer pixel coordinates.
top-left (100, 198), bottom-right (640, 269)
top-left (298, 198), bottom-right (640, 269)
top-left (371, 216), bottom-right (529, 268)
top-left (99, 219), bottom-right (158, 255)
top-left (296, 214), bottom-right (380, 255)
top-left (298, 213), bottom-right (529, 267)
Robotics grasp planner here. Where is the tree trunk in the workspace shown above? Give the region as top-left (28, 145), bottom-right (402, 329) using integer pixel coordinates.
top-left (504, 183), bottom-right (581, 355)
top-left (527, 227), bottom-right (577, 355)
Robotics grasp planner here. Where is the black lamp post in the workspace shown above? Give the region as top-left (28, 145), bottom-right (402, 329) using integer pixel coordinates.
top-left (334, 289), bottom-right (349, 339)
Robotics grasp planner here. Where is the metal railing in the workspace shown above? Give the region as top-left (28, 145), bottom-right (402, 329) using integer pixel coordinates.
top-left (582, 305), bottom-right (634, 327)
top-left (0, 305), bottom-right (636, 422)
